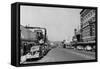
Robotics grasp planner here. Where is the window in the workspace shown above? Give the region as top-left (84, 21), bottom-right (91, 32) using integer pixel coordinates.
top-left (92, 17), bottom-right (95, 22)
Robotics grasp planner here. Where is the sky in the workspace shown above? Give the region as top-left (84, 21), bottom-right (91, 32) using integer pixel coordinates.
top-left (20, 6), bottom-right (82, 41)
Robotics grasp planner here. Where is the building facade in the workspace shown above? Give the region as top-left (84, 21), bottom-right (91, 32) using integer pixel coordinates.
top-left (80, 9), bottom-right (96, 42)
top-left (20, 25), bottom-right (37, 41)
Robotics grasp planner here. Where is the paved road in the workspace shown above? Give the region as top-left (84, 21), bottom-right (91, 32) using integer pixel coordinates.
top-left (38, 47), bottom-right (95, 62)
top-left (23, 47), bottom-right (95, 64)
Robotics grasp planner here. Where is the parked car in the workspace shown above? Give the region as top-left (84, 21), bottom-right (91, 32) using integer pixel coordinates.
top-left (85, 45), bottom-right (92, 51)
top-left (77, 45), bottom-right (84, 50)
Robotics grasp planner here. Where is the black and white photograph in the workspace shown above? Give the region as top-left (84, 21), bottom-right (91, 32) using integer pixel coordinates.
top-left (19, 4), bottom-right (97, 64)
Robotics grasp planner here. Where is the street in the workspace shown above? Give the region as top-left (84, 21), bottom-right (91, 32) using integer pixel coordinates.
top-left (24, 47), bottom-right (95, 64)
top-left (39, 47), bottom-right (95, 62)
top-left (19, 6), bottom-right (97, 65)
